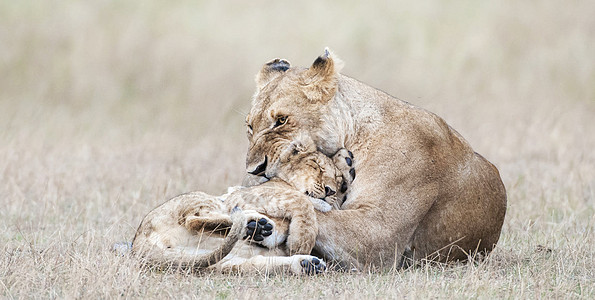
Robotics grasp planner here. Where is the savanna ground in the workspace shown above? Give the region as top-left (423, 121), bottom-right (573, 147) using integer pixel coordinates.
top-left (1, 0), bottom-right (594, 298)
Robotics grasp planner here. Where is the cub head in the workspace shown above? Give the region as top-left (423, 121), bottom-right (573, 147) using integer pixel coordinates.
top-left (245, 48), bottom-right (343, 178)
top-left (271, 140), bottom-right (344, 209)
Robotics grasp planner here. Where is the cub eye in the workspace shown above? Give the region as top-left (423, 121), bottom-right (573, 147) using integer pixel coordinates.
top-left (247, 124), bottom-right (253, 135)
top-left (274, 116), bottom-right (288, 127)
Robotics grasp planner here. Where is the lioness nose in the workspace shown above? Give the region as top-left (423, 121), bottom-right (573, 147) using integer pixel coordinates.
top-left (249, 156), bottom-right (268, 176)
top-left (325, 186), bottom-right (336, 197)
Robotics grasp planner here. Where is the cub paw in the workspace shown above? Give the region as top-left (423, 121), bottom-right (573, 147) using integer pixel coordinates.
top-left (298, 256), bottom-right (327, 275)
top-left (309, 198), bottom-right (332, 213)
top-left (244, 218), bottom-right (273, 242)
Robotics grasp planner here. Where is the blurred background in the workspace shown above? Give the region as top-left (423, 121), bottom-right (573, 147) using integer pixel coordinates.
top-left (1, 0), bottom-right (593, 248)
top-left (1, 1), bottom-right (594, 297)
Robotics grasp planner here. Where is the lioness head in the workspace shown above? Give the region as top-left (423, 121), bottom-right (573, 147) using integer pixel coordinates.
top-left (245, 49), bottom-right (343, 178)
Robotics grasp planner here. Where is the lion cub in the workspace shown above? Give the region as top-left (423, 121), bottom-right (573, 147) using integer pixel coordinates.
top-left (132, 143), bottom-right (353, 275)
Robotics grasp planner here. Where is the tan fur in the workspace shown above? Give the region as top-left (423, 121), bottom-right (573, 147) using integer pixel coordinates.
top-left (132, 147), bottom-right (348, 274)
top-left (245, 49), bottom-right (507, 270)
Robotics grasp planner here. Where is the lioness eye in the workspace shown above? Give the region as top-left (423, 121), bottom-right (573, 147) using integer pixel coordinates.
top-left (275, 116), bottom-right (288, 127)
top-left (247, 124), bottom-right (253, 135)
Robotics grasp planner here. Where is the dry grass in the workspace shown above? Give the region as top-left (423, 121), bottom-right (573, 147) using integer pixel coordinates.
top-left (1, 0), bottom-right (594, 298)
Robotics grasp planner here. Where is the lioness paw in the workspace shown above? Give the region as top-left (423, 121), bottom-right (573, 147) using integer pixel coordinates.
top-left (332, 149), bottom-right (355, 205)
top-left (333, 149), bottom-right (356, 183)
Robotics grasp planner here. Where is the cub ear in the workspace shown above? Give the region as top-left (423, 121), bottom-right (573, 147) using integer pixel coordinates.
top-left (255, 58), bottom-right (291, 90)
top-left (301, 48), bottom-right (344, 101)
top-left (279, 136), bottom-right (316, 162)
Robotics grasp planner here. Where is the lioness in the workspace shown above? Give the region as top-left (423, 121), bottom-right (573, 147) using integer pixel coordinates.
top-left (244, 49), bottom-right (507, 270)
top-left (132, 143), bottom-right (353, 274)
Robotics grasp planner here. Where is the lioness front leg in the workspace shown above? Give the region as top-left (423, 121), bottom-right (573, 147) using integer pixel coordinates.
top-left (313, 155), bottom-right (438, 270)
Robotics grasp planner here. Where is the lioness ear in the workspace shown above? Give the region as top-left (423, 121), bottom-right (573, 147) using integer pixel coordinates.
top-left (255, 58), bottom-right (291, 90)
top-left (301, 48), bottom-right (344, 101)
